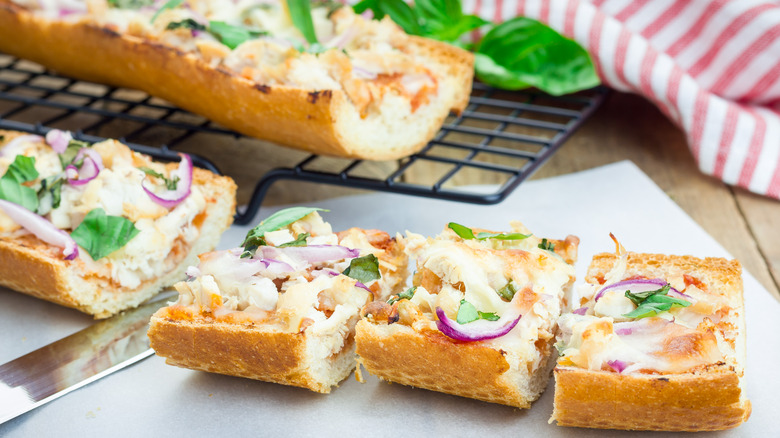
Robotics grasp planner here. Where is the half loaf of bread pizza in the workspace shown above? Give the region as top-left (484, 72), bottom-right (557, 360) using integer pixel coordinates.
top-left (0, 0), bottom-right (473, 159)
top-left (0, 129), bottom-right (236, 318)
top-left (551, 238), bottom-right (751, 431)
top-left (355, 221), bottom-right (579, 408)
top-left (148, 208), bottom-right (407, 393)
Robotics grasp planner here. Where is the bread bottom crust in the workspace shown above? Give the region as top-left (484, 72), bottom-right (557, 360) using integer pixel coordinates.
top-left (149, 311), bottom-right (356, 394)
top-left (551, 365), bottom-right (751, 431)
top-left (355, 320), bottom-right (554, 408)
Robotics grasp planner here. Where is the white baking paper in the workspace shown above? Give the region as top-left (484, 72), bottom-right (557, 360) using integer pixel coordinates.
top-left (1, 161), bottom-right (778, 436)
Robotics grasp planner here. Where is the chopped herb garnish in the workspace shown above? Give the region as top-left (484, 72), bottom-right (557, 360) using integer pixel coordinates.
top-left (58, 140), bottom-right (91, 168)
top-left (70, 208), bottom-right (140, 260)
top-left (139, 166), bottom-right (179, 191)
top-left (166, 18), bottom-right (207, 32)
top-left (208, 21), bottom-right (269, 50)
top-left (2, 155), bottom-right (39, 184)
top-left (278, 232), bottom-right (310, 248)
top-left (107, 0), bottom-right (154, 9)
top-left (538, 238), bottom-right (555, 251)
top-left (497, 281), bottom-right (517, 301)
top-left (342, 254), bottom-right (381, 284)
top-left (448, 222), bottom-right (531, 241)
top-left (622, 284), bottom-right (691, 319)
top-left (387, 286), bottom-right (417, 305)
top-left (242, 207), bottom-right (326, 252)
top-left (36, 175), bottom-right (64, 216)
top-left (456, 299), bottom-right (500, 324)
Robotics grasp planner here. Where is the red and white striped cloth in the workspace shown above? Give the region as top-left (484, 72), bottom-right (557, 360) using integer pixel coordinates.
top-left (461, 0), bottom-right (780, 200)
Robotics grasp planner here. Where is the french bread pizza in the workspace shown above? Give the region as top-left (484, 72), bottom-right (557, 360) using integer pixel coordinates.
top-left (0, 0), bottom-right (473, 160)
top-left (551, 238), bottom-right (751, 431)
top-left (355, 221), bottom-right (580, 408)
top-left (148, 208), bottom-right (408, 393)
top-left (0, 129), bottom-right (236, 318)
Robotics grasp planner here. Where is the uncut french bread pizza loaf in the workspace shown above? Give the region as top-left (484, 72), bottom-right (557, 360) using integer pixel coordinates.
top-left (551, 241), bottom-right (751, 431)
top-left (0, 129), bottom-right (236, 318)
top-left (355, 222), bottom-right (580, 408)
top-left (148, 208), bottom-right (408, 393)
top-left (0, 0), bottom-right (473, 160)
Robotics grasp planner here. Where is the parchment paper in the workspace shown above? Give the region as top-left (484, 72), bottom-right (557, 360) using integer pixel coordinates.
top-left (2, 161), bottom-right (778, 436)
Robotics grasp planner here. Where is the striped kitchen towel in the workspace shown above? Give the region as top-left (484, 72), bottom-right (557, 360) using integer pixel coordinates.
top-left (462, 0), bottom-right (780, 200)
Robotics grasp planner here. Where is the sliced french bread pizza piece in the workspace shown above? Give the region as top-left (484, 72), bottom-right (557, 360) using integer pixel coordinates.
top-left (0, 1), bottom-right (473, 160)
top-left (355, 222), bottom-right (579, 408)
top-left (0, 129), bottom-right (236, 318)
top-left (551, 244), bottom-right (751, 431)
top-left (148, 209), bottom-right (408, 393)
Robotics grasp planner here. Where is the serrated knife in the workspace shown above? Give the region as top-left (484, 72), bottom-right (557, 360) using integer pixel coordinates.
top-left (0, 292), bottom-right (174, 424)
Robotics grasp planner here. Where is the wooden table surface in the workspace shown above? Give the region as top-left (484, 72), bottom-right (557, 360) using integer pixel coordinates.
top-left (239, 91), bottom-right (780, 301)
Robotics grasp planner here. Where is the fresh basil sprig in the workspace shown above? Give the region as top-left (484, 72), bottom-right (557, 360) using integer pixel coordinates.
top-left (538, 238), bottom-right (555, 251)
top-left (0, 155), bottom-right (39, 211)
top-left (448, 222), bottom-right (531, 241)
top-left (278, 232), bottom-right (309, 248)
top-left (166, 18), bottom-right (207, 32)
top-left (287, 0), bottom-right (319, 44)
top-left (71, 208), bottom-right (140, 260)
top-left (475, 17), bottom-right (600, 96)
top-left (209, 21), bottom-right (268, 49)
top-left (387, 286), bottom-right (417, 305)
top-left (622, 284), bottom-right (691, 319)
top-left (342, 254), bottom-right (381, 284)
top-left (242, 206), bottom-right (326, 251)
top-left (456, 299), bottom-right (499, 324)
top-left (139, 167), bottom-right (179, 191)
top-left (58, 140), bottom-right (91, 168)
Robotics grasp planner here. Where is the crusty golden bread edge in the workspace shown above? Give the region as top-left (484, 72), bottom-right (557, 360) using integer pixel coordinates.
top-left (0, 166), bottom-right (237, 318)
top-left (0, 2), bottom-right (474, 160)
top-left (355, 318), bottom-right (553, 409)
top-left (148, 310), bottom-right (354, 394)
top-left (552, 366), bottom-right (751, 431)
top-left (551, 252), bottom-right (751, 431)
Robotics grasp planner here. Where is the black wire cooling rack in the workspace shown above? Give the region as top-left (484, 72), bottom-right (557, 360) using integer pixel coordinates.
top-left (0, 54), bottom-right (607, 225)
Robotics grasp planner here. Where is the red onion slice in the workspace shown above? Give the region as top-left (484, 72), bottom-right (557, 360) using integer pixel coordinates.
top-left (0, 199), bottom-right (78, 260)
top-left (44, 129), bottom-right (72, 153)
top-left (258, 258), bottom-right (295, 274)
top-left (66, 157), bottom-right (100, 186)
top-left (613, 318), bottom-right (671, 336)
top-left (313, 268), bottom-right (371, 292)
top-left (259, 245), bottom-right (360, 264)
top-left (1, 135), bottom-right (43, 157)
top-left (435, 307), bottom-right (523, 342)
top-left (572, 306), bottom-right (588, 315)
top-left (141, 153), bottom-right (193, 209)
top-left (607, 359), bottom-right (629, 373)
top-left (185, 265), bottom-right (201, 279)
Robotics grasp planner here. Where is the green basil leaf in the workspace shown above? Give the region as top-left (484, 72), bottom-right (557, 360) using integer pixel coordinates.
top-left (71, 208), bottom-right (139, 260)
top-left (497, 282), bottom-right (517, 301)
top-left (36, 175), bottom-right (63, 216)
top-left (387, 286), bottom-right (417, 304)
top-left (448, 222), bottom-right (531, 241)
top-left (538, 238), bottom-right (555, 251)
top-left (2, 155), bottom-right (39, 184)
top-left (242, 207), bottom-right (327, 249)
top-left (166, 18), bottom-right (207, 32)
top-left (622, 302), bottom-right (672, 319)
top-left (58, 143), bottom-right (83, 168)
top-left (107, 0), bottom-right (154, 9)
top-left (352, 0), bottom-right (382, 16)
top-left (478, 311), bottom-right (500, 321)
top-left (644, 293), bottom-right (691, 308)
top-left (278, 232), bottom-right (310, 248)
top-left (379, 0), bottom-right (422, 35)
top-left (208, 21), bottom-right (268, 49)
top-left (0, 179), bottom-right (38, 211)
top-left (342, 254), bottom-right (381, 284)
top-left (475, 17), bottom-right (600, 95)
top-left (286, 0), bottom-right (319, 44)
top-left (624, 284), bottom-right (670, 306)
top-left (622, 283), bottom-right (691, 319)
top-left (456, 299), bottom-right (479, 324)
top-left (151, 0), bottom-right (184, 23)
top-left (312, 0), bottom-right (344, 18)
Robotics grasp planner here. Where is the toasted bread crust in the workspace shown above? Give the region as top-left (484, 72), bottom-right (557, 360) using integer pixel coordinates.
top-left (553, 367), bottom-right (751, 431)
top-left (0, 2), bottom-right (473, 160)
top-left (551, 252), bottom-right (751, 431)
top-left (0, 165), bottom-right (237, 318)
top-left (149, 309), bottom-right (347, 393)
top-left (356, 320), bottom-right (541, 408)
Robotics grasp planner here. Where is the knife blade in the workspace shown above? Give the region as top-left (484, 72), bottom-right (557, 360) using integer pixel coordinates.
top-left (0, 292), bottom-right (175, 425)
